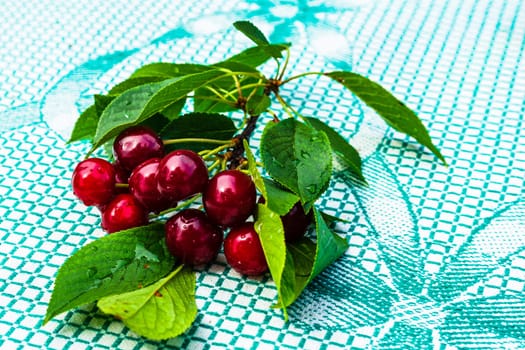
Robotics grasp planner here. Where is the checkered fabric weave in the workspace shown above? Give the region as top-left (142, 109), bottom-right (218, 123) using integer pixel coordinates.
top-left (1, 1), bottom-right (524, 349)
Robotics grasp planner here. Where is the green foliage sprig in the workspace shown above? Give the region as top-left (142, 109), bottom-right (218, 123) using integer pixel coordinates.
top-left (46, 20), bottom-right (446, 340)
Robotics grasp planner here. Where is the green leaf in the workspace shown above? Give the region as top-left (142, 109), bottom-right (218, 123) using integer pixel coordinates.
top-left (43, 223), bottom-right (175, 324)
top-left (321, 210), bottom-right (351, 225)
top-left (283, 238), bottom-right (316, 306)
top-left (193, 90), bottom-right (237, 113)
top-left (108, 76), bottom-right (168, 95)
top-left (212, 60), bottom-right (260, 73)
top-left (98, 266), bottom-right (197, 340)
top-left (160, 97), bottom-right (186, 121)
top-left (68, 104), bottom-right (98, 143)
top-left (129, 63), bottom-right (211, 79)
top-left (193, 62), bottom-right (263, 114)
top-left (246, 94), bottom-right (271, 115)
top-left (91, 69), bottom-right (227, 152)
top-left (91, 79), bottom-right (173, 150)
top-left (304, 117), bottom-right (365, 182)
top-left (325, 71), bottom-right (447, 165)
top-left (233, 21), bottom-right (284, 59)
top-left (94, 94), bottom-right (116, 117)
top-left (262, 178), bottom-right (299, 216)
top-left (233, 20), bottom-right (269, 46)
top-left (159, 112), bottom-right (237, 152)
top-left (193, 81), bottom-right (238, 114)
top-left (243, 139), bottom-right (267, 200)
top-left (222, 44), bottom-right (289, 68)
top-left (141, 98), bottom-right (188, 134)
top-left (102, 137), bottom-right (116, 161)
top-left (260, 118), bottom-right (332, 204)
top-left (68, 94), bottom-right (115, 144)
top-left (279, 208), bottom-right (348, 308)
top-left (279, 250), bottom-right (298, 307)
top-left (309, 208), bottom-right (348, 281)
top-left (140, 113), bottom-right (171, 134)
top-left (193, 76), bottom-right (259, 113)
top-left (254, 204), bottom-right (288, 318)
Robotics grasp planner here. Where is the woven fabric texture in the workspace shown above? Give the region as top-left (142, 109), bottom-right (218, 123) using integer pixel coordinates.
top-left (0, 0), bottom-right (524, 349)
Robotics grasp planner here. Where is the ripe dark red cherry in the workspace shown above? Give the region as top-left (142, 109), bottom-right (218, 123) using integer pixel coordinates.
top-left (280, 201), bottom-right (313, 243)
top-left (224, 222), bottom-right (268, 276)
top-left (165, 209), bottom-right (223, 266)
top-left (156, 150), bottom-right (208, 201)
top-left (113, 126), bottom-right (164, 172)
top-left (128, 158), bottom-right (176, 213)
top-left (258, 197), bottom-right (312, 243)
top-left (113, 161), bottom-right (130, 194)
top-left (113, 161), bottom-right (130, 184)
top-left (101, 193), bottom-right (148, 233)
top-left (203, 170), bottom-right (256, 227)
top-left (72, 158), bottom-right (116, 206)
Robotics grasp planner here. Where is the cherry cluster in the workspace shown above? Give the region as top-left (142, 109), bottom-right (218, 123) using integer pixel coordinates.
top-left (71, 126), bottom-right (312, 276)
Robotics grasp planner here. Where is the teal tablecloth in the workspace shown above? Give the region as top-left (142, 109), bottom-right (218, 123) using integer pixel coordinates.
top-left (1, 1), bottom-right (524, 349)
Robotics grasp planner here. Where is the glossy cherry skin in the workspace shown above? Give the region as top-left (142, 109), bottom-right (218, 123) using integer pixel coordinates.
top-left (224, 222), bottom-right (268, 276)
top-left (156, 150), bottom-right (208, 201)
top-left (203, 170), bottom-right (256, 227)
top-left (128, 158), bottom-right (176, 213)
top-left (101, 194), bottom-right (148, 233)
top-left (113, 161), bottom-right (130, 184)
top-left (165, 209), bottom-right (223, 266)
top-left (113, 126), bottom-right (164, 172)
top-left (72, 158), bottom-right (116, 206)
top-left (258, 197), bottom-right (312, 243)
top-left (280, 202), bottom-right (313, 243)
top-left (113, 161), bottom-right (130, 194)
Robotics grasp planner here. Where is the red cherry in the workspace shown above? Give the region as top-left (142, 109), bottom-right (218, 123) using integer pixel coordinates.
top-left (276, 200), bottom-right (312, 243)
top-left (203, 170), bottom-right (256, 227)
top-left (224, 222), bottom-right (268, 276)
top-left (165, 209), bottom-right (223, 266)
top-left (129, 158), bottom-right (176, 213)
top-left (156, 150), bottom-right (208, 202)
top-left (72, 158), bottom-right (116, 206)
top-left (113, 161), bottom-right (130, 184)
top-left (113, 126), bottom-right (164, 172)
top-left (113, 161), bottom-right (130, 194)
top-left (101, 194), bottom-right (148, 233)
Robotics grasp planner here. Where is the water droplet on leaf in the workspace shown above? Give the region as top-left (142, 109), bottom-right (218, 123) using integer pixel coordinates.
top-left (306, 184), bottom-right (318, 194)
top-left (300, 150), bottom-right (311, 159)
top-left (111, 259), bottom-right (128, 273)
top-left (87, 267), bottom-right (97, 278)
top-left (310, 135), bottom-right (323, 143)
top-left (271, 157), bottom-right (285, 168)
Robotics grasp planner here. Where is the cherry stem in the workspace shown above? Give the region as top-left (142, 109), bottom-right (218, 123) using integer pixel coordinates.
top-left (277, 47), bottom-right (291, 82)
top-left (227, 114), bottom-right (259, 169)
top-left (245, 79), bottom-right (265, 101)
top-left (149, 193), bottom-right (202, 219)
top-left (232, 82), bottom-right (268, 91)
top-left (203, 86), bottom-right (237, 103)
top-left (115, 183), bottom-right (129, 189)
top-left (236, 160), bottom-right (249, 170)
top-left (223, 82), bottom-right (269, 102)
top-left (163, 138), bottom-right (232, 146)
top-left (200, 143), bottom-right (235, 160)
top-left (190, 94), bottom-right (237, 106)
top-left (274, 92), bottom-right (295, 119)
top-left (231, 74), bottom-right (243, 99)
top-left (207, 158), bottom-right (221, 172)
top-left (266, 109), bottom-right (280, 122)
top-left (280, 71), bottom-right (324, 85)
